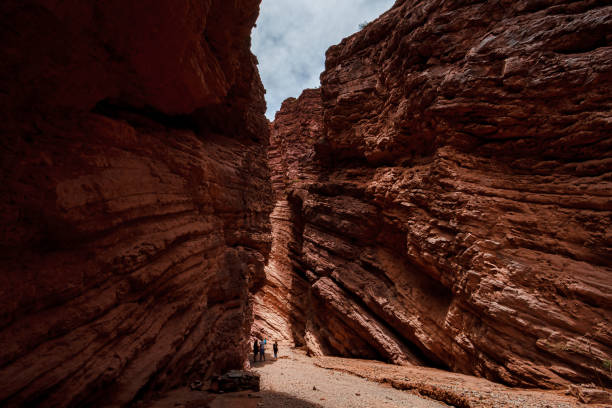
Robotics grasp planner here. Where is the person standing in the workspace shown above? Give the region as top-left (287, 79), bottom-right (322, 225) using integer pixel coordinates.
top-left (273, 341), bottom-right (278, 359)
top-left (259, 340), bottom-right (266, 361)
top-left (253, 339), bottom-right (259, 363)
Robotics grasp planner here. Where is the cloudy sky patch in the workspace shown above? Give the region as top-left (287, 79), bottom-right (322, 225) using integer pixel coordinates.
top-left (252, 0), bottom-right (395, 120)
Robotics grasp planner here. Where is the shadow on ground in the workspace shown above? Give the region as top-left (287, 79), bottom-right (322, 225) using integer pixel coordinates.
top-left (141, 388), bottom-right (323, 408)
top-left (210, 390), bottom-right (323, 408)
top-left (250, 355), bottom-right (286, 367)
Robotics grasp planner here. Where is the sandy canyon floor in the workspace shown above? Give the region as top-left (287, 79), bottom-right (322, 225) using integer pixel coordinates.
top-left (144, 346), bottom-right (605, 408)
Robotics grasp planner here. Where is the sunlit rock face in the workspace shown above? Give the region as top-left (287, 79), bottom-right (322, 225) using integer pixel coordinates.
top-left (252, 90), bottom-right (321, 345)
top-left (259, 0), bottom-right (612, 389)
top-left (0, 0), bottom-right (271, 406)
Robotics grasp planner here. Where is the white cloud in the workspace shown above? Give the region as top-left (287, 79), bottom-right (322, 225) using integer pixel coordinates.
top-left (252, 0), bottom-right (395, 120)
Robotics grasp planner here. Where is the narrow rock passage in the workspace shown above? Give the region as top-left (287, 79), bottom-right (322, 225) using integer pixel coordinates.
top-left (249, 346), bottom-right (447, 408)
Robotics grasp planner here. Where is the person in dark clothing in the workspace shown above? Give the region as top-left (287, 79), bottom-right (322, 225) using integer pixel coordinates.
top-left (253, 339), bottom-right (259, 363)
top-left (259, 340), bottom-right (265, 361)
top-left (273, 341), bottom-right (279, 359)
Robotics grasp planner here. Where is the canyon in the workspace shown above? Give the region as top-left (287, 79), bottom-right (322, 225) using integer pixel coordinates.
top-left (0, 0), bottom-right (610, 407)
top-left (254, 0), bottom-right (612, 392)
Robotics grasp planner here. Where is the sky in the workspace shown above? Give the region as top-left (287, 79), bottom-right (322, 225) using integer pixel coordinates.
top-left (252, 0), bottom-right (395, 120)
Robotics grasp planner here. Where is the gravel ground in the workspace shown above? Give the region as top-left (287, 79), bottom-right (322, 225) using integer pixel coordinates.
top-left (146, 346), bottom-right (606, 408)
top-left (312, 355), bottom-right (599, 408)
top-left (250, 347), bottom-right (447, 408)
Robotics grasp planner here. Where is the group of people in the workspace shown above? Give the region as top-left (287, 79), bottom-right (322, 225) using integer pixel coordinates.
top-left (253, 338), bottom-right (278, 362)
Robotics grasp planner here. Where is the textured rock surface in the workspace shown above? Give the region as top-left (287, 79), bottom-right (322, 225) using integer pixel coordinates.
top-left (252, 90), bottom-right (320, 345)
top-left (259, 0), bottom-right (612, 389)
top-left (0, 1), bottom-right (271, 407)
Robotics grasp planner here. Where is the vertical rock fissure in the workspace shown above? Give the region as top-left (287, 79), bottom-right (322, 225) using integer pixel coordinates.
top-left (285, 192), bottom-right (309, 346)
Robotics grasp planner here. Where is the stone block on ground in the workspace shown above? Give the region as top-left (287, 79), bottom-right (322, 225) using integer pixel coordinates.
top-left (568, 384), bottom-right (612, 404)
top-left (209, 370), bottom-right (261, 393)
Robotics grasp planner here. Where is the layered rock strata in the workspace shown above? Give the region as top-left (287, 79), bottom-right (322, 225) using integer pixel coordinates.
top-left (252, 90), bottom-right (321, 344)
top-left (0, 1), bottom-right (271, 407)
top-left (260, 0), bottom-right (612, 389)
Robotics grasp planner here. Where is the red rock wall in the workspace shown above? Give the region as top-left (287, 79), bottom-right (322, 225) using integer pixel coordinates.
top-left (0, 1), bottom-right (271, 406)
top-left (252, 91), bottom-right (320, 344)
top-left (262, 0), bottom-right (612, 389)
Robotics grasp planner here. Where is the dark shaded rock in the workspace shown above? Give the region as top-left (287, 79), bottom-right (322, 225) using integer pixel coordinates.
top-left (210, 370), bottom-right (261, 393)
top-left (0, 0), bottom-right (271, 407)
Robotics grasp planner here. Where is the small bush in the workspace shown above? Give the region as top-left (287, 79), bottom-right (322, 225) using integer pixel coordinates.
top-left (358, 21), bottom-right (368, 30)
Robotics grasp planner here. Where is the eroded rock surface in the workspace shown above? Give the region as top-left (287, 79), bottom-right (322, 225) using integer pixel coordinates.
top-left (252, 90), bottom-right (321, 344)
top-left (0, 1), bottom-right (271, 406)
top-left (259, 0), bottom-right (612, 389)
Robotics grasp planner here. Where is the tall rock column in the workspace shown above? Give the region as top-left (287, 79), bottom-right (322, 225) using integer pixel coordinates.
top-left (0, 0), bottom-right (272, 406)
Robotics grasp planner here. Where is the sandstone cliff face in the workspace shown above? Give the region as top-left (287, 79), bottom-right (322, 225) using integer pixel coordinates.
top-left (261, 0), bottom-right (612, 389)
top-left (252, 90), bottom-right (320, 345)
top-left (0, 1), bottom-right (271, 407)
